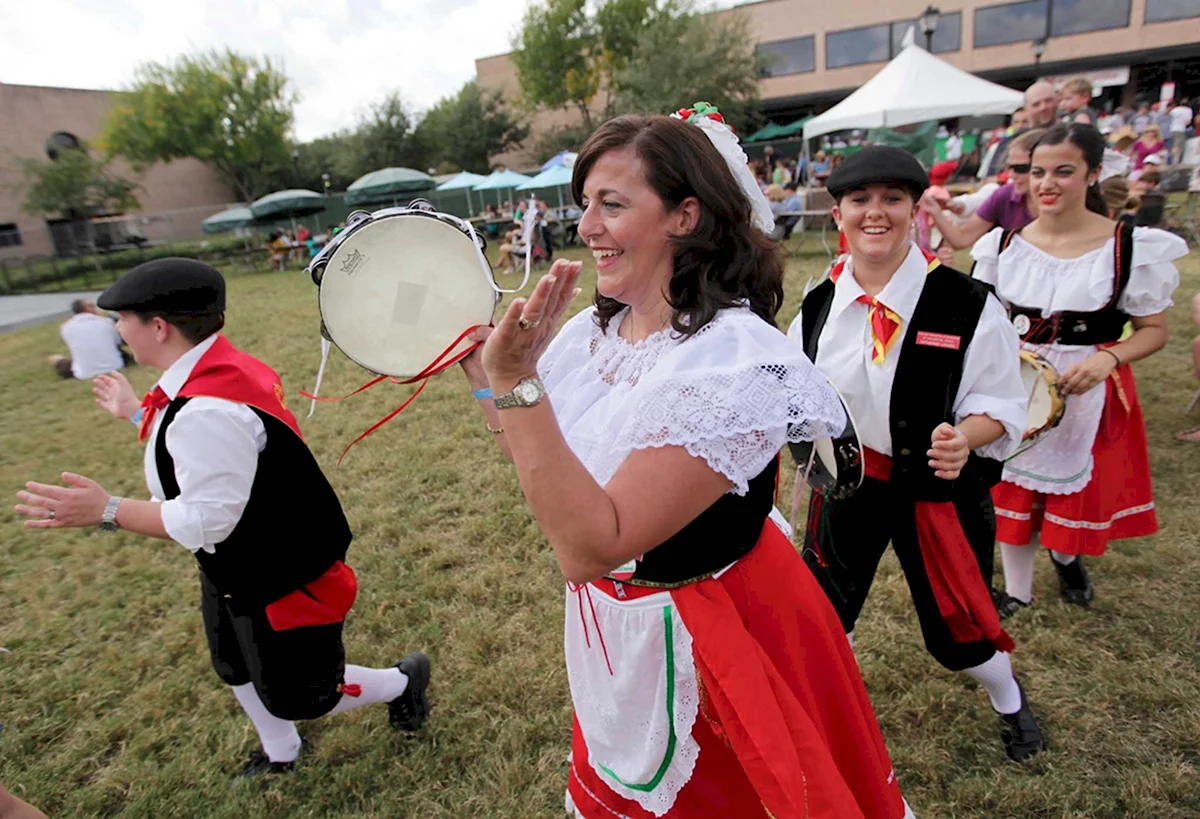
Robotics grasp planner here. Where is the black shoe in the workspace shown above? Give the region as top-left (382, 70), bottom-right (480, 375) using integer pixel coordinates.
top-left (995, 592), bottom-right (1033, 620)
top-left (389, 652), bottom-right (431, 731)
top-left (998, 682), bottom-right (1044, 762)
top-left (235, 736), bottom-right (306, 780)
top-left (1052, 555), bottom-right (1094, 608)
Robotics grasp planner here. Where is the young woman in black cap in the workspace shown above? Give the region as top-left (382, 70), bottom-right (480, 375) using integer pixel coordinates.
top-left (788, 145), bottom-right (1045, 762)
top-left (14, 258), bottom-right (431, 779)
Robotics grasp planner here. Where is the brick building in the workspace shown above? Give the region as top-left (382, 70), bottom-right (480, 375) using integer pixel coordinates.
top-left (0, 82), bottom-right (236, 261)
top-left (479, 0), bottom-right (1200, 168)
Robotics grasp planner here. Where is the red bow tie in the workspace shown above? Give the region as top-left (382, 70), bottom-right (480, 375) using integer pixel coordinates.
top-left (138, 386), bottom-right (171, 443)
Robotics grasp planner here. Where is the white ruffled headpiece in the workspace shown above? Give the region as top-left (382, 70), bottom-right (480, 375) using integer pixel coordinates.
top-left (670, 103), bottom-right (775, 235)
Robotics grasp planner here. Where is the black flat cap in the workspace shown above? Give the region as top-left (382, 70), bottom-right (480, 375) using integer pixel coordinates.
top-left (826, 145), bottom-right (929, 199)
top-left (97, 257), bottom-right (225, 314)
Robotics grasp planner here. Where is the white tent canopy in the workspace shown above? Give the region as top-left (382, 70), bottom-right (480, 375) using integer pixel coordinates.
top-left (803, 44), bottom-right (1024, 141)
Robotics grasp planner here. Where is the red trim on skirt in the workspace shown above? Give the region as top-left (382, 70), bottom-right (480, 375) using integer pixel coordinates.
top-left (568, 520), bottom-right (905, 819)
top-left (993, 363), bottom-right (1157, 556)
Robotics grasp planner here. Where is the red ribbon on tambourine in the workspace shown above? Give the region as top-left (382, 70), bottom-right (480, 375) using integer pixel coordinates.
top-left (300, 324), bottom-right (486, 464)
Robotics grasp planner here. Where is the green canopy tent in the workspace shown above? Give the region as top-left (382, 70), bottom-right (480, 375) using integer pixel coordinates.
top-left (344, 167), bottom-right (437, 207)
top-left (745, 116), bottom-right (812, 143)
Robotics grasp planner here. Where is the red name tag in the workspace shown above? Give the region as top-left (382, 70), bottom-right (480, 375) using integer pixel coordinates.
top-left (915, 331), bottom-right (961, 350)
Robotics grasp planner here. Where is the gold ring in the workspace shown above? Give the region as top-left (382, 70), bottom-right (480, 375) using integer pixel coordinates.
top-left (518, 316), bottom-right (540, 331)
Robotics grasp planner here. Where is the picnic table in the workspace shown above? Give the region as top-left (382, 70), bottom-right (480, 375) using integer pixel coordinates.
top-left (776, 209), bottom-right (836, 257)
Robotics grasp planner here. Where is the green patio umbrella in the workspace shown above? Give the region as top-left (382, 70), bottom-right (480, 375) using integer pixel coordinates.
top-left (344, 167), bottom-right (437, 206)
top-left (201, 206), bottom-right (256, 234)
top-left (250, 189), bottom-right (327, 220)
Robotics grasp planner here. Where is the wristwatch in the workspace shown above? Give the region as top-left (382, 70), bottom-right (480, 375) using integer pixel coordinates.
top-left (99, 496), bottom-right (122, 532)
top-left (493, 377), bottom-right (546, 410)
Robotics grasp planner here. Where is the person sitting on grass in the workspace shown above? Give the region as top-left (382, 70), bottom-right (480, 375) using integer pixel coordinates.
top-left (47, 299), bottom-right (131, 380)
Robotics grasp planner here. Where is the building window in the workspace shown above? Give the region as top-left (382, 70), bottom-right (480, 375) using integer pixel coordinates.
top-left (757, 36), bottom-right (815, 77)
top-left (1145, 0), bottom-right (1200, 23)
top-left (974, 0), bottom-right (1048, 47)
top-left (0, 224), bottom-right (22, 248)
top-left (890, 11), bottom-right (962, 54)
top-left (1051, 0), bottom-right (1131, 35)
top-left (827, 24), bottom-right (891, 69)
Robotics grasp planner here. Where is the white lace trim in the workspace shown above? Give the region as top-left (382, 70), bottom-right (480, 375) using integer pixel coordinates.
top-left (540, 306), bottom-right (847, 495)
top-left (565, 587), bottom-right (700, 817)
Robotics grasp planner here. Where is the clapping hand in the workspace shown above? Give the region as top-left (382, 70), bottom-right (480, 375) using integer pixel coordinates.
top-left (93, 371), bottom-right (139, 420)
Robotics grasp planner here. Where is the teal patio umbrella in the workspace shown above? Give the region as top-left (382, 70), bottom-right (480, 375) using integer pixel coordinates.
top-left (250, 188), bottom-right (327, 233)
top-left (516, 164), bottom-right (573, 208)
top-left (344, 167), bottom-right (436, 206)
top-left (473, 169), bottom-right (534, 207)
top-left (436, 171), bottom-right (488, 215)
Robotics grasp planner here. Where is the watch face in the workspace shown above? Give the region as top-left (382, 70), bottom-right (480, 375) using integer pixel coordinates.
top-left (517, 381), bottom-right (541, 403)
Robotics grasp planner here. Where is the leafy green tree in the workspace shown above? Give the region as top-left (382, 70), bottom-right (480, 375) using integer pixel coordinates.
top-left (512, 0), bottom-right (760, 139)
top-left (511, 0), bottom-right (600, 130)
top-left (101, 50), bottom-right (294, 201)
top-left (18, 142), bottom-right (139, 220)
top-left (355, 92), bottom-right (424, 172)
top-left (415, 81), bottom-right (529, 173)
top-left (612, 8), bottom-right (762, 131)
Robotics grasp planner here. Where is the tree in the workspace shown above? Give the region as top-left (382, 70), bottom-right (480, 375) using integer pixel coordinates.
top-left (18, 142), bottom-right (139, 220)
top-left (415, 81), bottom-right (529, 173)
top-left (512, 0), bottom-right (598, 130)
top-left (612, 8), bottom-right (762, 132)
top-left (355, 92), bottom-right (425, 172)
top-left (101, 50), bottom-right (294, 201)
top-left (512, 0), bottom-right (760, 138)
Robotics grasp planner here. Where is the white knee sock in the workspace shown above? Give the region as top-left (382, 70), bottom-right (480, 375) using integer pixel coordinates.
top-left (231, 682), bottom-right (302, 763)
top-left (1050, 550), bottom-right (1077, 566)
top-left (1000, 542), bottom-right (1037, 603)
top-left (961, 652), bottom-right (1023, 715)
top-left (326, 664), bottom-right (409, 716)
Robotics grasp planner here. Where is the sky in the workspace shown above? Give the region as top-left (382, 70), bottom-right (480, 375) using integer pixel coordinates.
top-left (0, 0), bottom-right (545, 141)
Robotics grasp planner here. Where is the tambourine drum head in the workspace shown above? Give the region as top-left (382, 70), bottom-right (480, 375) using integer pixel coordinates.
top-left (318, 215), bottom-right (496, 378)
top-left (1022, 360), bottom-right (1054, 433)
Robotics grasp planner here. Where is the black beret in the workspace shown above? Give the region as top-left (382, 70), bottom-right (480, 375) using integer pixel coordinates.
top-left (97, 257), bottom-right (226, 314)
top-left (826, 145), bottom-right (929, 200)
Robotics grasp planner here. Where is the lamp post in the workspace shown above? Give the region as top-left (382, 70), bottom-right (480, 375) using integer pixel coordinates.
top-left (1032, 37), bottom-right (1046, 68)
top-left (321, 172), bottom-right (331, 194)
top-left (920, 5), bottom-right (941, 52)
top-left (291, 148), bottom-right (300, 186)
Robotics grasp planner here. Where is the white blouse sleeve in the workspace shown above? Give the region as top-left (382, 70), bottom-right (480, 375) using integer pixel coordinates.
top-left (968, 227), bottom-right (1005, 290)
top-left (616, 311), bottom-right (846, 495)
top-left (952, 294), bottom-right (1027, 461)
top-left (1117, 227), bottom-right (1187, 316)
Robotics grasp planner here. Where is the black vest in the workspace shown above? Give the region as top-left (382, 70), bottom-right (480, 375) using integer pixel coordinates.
top-left (800, 264), bottom-right (1003, 503)
top-left (996, 222), bottom-right (1134, 346)
top-left (627, 458), bottom-right (778, 586)
top-left (156, 398), bottom-right (352, 606)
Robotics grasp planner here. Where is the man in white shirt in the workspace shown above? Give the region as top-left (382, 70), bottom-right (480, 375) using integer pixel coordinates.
top-left (944, 130), bottom-right (963, 161)
top-left (16, 258), bottom-right (432, 780)
top-left (1169, 100), bottom-right (1194, 164)
top-left (48, 300), bottom-right (128, 379)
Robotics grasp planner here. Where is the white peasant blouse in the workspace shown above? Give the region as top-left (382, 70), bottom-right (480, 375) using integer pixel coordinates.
top-left (537, 304), bottom-right (847, 496)
top-left (970, 226), bottom-right (1186, 493)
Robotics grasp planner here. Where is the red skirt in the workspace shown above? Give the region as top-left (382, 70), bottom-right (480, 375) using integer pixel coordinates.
top-left (993, 363), bottom-right (1157, 556)
top-left (567, 520), bottom-right (906, 819)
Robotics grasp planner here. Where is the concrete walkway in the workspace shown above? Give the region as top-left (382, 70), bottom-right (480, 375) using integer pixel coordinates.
top-left (0, 291), bottom-right (104, 333)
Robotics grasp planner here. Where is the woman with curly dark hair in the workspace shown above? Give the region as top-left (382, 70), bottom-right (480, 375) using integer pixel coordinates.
top-left (458, 106), bottom-right (910, 818)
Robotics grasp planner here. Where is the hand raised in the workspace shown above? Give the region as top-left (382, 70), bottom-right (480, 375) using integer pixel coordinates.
top-left (93, 371), bottom-right (139, 420)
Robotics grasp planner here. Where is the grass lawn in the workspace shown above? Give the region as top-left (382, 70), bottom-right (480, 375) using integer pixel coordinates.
top-left (1, 235), bottom-right (1199, 818)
